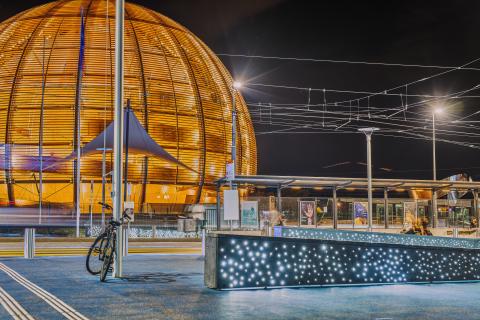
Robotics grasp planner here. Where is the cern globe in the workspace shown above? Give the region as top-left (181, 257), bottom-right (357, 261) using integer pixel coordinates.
top-left (0, 0), bottom-right (257, 214)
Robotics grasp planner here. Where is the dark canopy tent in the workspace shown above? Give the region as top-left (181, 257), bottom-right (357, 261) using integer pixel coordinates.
top-left (1, 109), bottom-right (194, 173)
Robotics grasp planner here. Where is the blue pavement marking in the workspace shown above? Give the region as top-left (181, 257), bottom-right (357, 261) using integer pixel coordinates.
top-left (0, 289), bottom-right (13, 319)
top-left (0, 262), bottom-right (88, 320)
top-left (0, 255), bottom-right (479, 319)
top-left (0, 285), bottom-right (34, 320)
top-left (0, 264), bottom-right (64, 320)
top-left (0, 303), bottom-right (9, 319)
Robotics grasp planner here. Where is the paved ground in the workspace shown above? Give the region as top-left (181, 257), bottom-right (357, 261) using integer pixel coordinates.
top-left (0, 255), bottom-right (479, 319)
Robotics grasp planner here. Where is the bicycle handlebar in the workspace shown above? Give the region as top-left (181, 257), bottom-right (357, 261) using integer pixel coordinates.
top-left (98, 202), bottom-right (113, 211)
top-left (107, 211), bottom-right (132, 226)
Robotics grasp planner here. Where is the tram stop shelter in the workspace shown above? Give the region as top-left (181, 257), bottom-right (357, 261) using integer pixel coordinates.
top-left (212, 175), bottom-right (480, 234)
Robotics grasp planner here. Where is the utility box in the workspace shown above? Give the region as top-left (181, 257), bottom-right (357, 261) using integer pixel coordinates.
top-left (204, 233), bottom-right (219, 289)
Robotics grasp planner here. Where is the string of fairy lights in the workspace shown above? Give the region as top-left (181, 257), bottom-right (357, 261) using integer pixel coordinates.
top-left (218, 53), bottom-right (480, 152)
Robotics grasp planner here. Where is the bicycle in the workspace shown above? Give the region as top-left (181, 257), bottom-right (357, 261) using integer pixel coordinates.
top-left (85, 202), bottom-right (113, 275)
top-left (99, 208), bottom-right (131, 282)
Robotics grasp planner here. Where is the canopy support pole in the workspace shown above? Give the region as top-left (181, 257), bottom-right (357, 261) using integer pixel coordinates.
top-left (432, 188), bottom-right (438, 228)
top-left (216, 183), bottom-right (221, 231)
top-left (384, 187), bottom-right (388, 229)
top-left (333, 187), bottom-right (338, 229)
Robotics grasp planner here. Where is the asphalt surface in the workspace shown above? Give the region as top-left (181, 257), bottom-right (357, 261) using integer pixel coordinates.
top-left (0, 255), bottom-right (479, 319)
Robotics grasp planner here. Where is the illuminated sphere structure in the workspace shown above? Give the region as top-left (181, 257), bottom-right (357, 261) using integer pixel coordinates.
top-left (0, 0), bottom-right (256, 211)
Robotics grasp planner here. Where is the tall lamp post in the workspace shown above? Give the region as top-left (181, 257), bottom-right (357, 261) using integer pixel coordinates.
top-left (358, 127), bottom-right (379, 232)
top-left (227, 81), bottom-right (242, 230)
top-left (432, 107), bottom-right (443, 228)
top-left (231, 81), bottom-right (242, 183)
top-left (113, 0), bottom-right (125, 278)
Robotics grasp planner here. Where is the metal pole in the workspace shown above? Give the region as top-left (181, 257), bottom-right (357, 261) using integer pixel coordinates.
top-left (366, 132), bottom-right (373, 232)
top-left (475, 190), bottom-right (479, 222)
top-left (358, 128), bottom-right (378, 232)
top-left (76, 137), bottom-right (81, 236)
top-left (89, 180), bottom-right (93, 236)
top-left (113, 0), bottom-right (125, 278)
top-left (231, 87), bottom-right (237, 179)
top-left (332, 187), bottom-right (337, 229)
top-left (277, 186), bottom-right (282, 213)
top-left (39, 36), bottom-right (46, 225)
top-left (123, 103), bottom-right (130, 259)
top-left (230, 87), bottom-right (237, 231)
top-left (101, 149), bottom-right (106, 227)
top-left (216, 184), bottom-right (221, 230)
top-left (384, 187), bottom-right (388, 229)
top-left (124, 99), bottom-right (131, 202)
top-left (75, 13), bottom-right (86, 238)
top-left (432, 189), bottom-right (438, 228)
top-left (474, 190), bottom-right (479, 237)
top-left (433, 112), bottom-right (437, 181)
top-left (432, 112), bottom-right (438, 228)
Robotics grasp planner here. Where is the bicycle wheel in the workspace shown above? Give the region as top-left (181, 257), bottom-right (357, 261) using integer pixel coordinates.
top-left (86, 232), bottom-right (108, 275)
top-left (100, 235), bottom-right (115, 282)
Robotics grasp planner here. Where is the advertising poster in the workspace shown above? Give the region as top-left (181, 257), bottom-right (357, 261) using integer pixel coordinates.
top-left (354, 202), bottom-right (368, 225)
top-left (268, 195), bottom-right (277, 211)
top-left (403, 201), bottom-right (417, 227)
top-left (241, 201), bottom-right (259, 228)
top-left (299, 201), bottom-right (316, 226)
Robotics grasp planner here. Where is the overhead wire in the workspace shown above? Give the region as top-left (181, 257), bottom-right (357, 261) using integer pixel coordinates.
top-left (229, 53), bottom-right (480, 155)
top-left (217, 53), bottom-right (480, 71)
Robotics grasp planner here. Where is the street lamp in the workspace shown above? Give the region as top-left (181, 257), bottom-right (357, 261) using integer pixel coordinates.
top-left (228, 80), bottom-right (243, 230)
top-left (233, 81), bottom-right (243, 90)
top-left (431, 106), bottom-right (443, 228)
top-left (358, 127), bottom-right (379, 232)
top-left (113, 0), bottom-right (125, 278)
top-left (432, 106), bottom-right (443, 181)
top-left (231, 81), bottom-right (243, 182)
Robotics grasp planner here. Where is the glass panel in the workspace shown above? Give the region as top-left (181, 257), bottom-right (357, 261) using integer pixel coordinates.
top-left (375, 203), bottom-right (385, 227)
top-left (389, 203), bottom-right (404, 227)
top-left (316, 198), bottom-right (332, 227)
top-left (337, 199), bottom-right (353, 227)
top-left (279, 197), bottom-right (299, 227)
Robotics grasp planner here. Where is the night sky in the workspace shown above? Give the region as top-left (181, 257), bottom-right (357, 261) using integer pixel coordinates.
top-left (2, 0), bottom-right (480, 181)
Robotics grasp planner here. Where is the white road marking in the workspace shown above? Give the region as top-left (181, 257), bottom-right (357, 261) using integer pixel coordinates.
top-left (0, 263), bottom-right (88, 320)
top-left (0, 285), bottom-right (35, 320)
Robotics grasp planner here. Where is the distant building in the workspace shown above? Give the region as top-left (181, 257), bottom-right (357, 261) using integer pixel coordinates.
top-left (0, 0), bottom-right (257, 212)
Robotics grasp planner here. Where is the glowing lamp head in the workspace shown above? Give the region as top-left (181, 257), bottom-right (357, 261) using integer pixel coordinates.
top-left (233, 81), bottom-right (243, 90)
top-left (433, 107), bottom-right (444, 115)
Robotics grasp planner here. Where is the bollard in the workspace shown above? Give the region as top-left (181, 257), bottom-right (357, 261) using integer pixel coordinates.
top-left (152, 225), bottom-right (157, 239)
top-left (24, 228), bottom-right (35, 259)
top-left (453, 227), bottom-right (459, 238)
